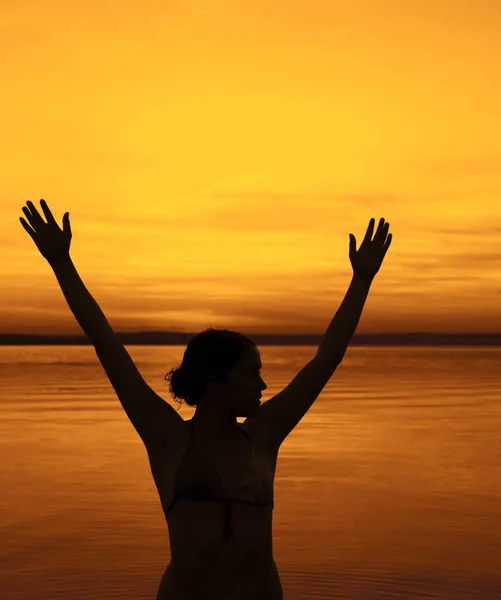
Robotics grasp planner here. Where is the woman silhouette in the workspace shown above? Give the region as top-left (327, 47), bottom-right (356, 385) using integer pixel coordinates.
top-left (19, 199), bottom-right (392, 600)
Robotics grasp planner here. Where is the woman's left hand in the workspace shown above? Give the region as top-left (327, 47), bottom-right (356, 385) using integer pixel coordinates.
top-left (349, 217), bottom-right (392, 281)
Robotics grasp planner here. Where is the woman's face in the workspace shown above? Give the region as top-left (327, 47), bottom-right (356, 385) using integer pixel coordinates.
top-left (224, 346), bottom-right (267, 417)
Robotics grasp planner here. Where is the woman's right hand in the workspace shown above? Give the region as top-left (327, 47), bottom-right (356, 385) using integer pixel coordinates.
top-left (19, 199), bottom-right (72, 266)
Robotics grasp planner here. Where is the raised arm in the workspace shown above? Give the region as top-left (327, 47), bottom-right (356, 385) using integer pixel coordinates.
top-left (19, 199), bottom-right (184, 447)
top-left (256, 217), bottom-right (393, 448)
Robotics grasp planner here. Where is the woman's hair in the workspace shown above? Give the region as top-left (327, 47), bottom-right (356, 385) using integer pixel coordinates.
top-left (164, 327), bottom-right (256, 410)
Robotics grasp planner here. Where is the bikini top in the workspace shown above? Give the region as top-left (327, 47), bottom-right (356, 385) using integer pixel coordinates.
top-left (164, 419), bottom-right (274, 542)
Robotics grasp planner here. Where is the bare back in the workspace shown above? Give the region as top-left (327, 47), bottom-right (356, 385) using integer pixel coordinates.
top-left (146, 417), bottom-right (283, 600)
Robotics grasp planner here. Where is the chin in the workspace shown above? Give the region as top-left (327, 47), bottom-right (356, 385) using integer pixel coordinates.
top-left (236, 399), bottom-right (261, 418)
top-left (237, 406), bottom-right (256, 419)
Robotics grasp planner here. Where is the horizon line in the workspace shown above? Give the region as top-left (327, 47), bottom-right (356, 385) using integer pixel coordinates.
top-left (1, 331), bottom-right (501, 347)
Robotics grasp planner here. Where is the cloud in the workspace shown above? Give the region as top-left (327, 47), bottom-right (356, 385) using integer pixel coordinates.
top-left (79, 191), bottom-right (400, 233)
top-left (161, 192), bottom-right (398, 232)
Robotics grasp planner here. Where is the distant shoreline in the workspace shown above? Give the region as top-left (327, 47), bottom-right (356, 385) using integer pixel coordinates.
top-left (1, 332), bottom-right (501, 346)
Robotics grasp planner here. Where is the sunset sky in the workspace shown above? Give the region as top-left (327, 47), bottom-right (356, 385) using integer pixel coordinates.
top-left (3, 0), bottom-right (501, 336)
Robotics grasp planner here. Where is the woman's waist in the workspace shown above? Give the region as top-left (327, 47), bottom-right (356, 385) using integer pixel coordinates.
top-left (159, 560), bottom-right (283, 600)
top-left (167, 499), bottom-right (273, 542)
top-left (169, 524), bottom-right (275, 572)
top-left (166, 552), bottom-right (280, 589)
top-left (169, 532), bottom-right (274, 568)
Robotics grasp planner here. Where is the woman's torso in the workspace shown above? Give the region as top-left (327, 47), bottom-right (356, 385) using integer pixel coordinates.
top-left (146, 416), bottom-right (283, 600)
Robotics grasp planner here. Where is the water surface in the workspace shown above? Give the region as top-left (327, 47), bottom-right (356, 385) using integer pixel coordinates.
top-left (1, 345), bottom-right (501, 599)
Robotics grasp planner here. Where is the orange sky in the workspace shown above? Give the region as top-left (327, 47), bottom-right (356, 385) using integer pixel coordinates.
top-left (3, 0), bottom-right (501, 335)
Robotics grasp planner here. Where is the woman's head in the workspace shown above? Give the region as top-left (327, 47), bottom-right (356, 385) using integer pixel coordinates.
top-left (164, 327), bottom-right (266, 416)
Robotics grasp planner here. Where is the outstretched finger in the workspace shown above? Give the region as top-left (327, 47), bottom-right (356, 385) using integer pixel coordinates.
top-left (363, 218), bottom-right (375, 243)
top-left (349, 233), bottom-right (357, 256)
top-left (375, 221), bottom-right (389, 243)
top-left (40, 199), bottom-right (57, 226)
top-left (383, 233), bottom-right (393, 255)
top-left (19, 217), bottom-right (35, 239)
top-left (22, 205), bottom-right (38, 228)
top-left (62, 212), bottom-right (72, 235)
top-left (372, 218), bottom-right (386, 241)
top-left (26, 200), bottom-right (45, 224)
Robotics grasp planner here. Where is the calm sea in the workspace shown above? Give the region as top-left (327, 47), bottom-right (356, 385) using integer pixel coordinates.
top-left (1, 345), bottom-right (501, 599)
